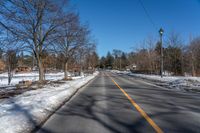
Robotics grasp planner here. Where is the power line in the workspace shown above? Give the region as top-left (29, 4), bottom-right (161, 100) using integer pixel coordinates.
top-left (138, 0), bottom-right (158, 31)
top-left (137, 0), bottom-right (169, 40)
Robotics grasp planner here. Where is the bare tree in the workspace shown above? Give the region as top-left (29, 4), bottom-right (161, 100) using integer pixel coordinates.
top-left (0, 0), bottom-right (68, 82)
top-left (55, 14), bottom-right (92, 79)
top-left (83, 44), bottom-right (98, 71)
top-left (6, 50), bottom-right (18, 85)
top-left (145, 37), bottom-right (157, 73)
top-left (0, 28), bottom-right (21, 84)
top-left (188, 37), bottom-right (200, 76)
top-left (165, 32), bottom-right (183, 75)
top-left (112, 49), bottom-right (122, 70)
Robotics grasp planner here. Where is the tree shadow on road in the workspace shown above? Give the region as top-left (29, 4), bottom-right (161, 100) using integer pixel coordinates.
top-left (35, 75), bottom-right (200, 133)
top-left (35, 82), bottom-right (155, 133)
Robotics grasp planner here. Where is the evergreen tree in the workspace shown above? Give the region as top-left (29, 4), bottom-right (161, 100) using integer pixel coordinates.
top-left (105, 52), bottom-right (114, 68)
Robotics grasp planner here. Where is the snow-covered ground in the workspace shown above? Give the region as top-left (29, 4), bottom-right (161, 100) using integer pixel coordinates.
top-left (111, 70), bottom-right (200, 92)
top-left (0, 71), bottom-right (98, 133)
top-left (0, 72), bottom-right (83, 87)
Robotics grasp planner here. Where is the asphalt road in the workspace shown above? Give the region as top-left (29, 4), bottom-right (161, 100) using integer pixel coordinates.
top-left (37, 71), bottom-right (200, 133)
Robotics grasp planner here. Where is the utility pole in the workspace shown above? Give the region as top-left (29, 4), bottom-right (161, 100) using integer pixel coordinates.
top-left (159, 28), bottom-right (164, 78)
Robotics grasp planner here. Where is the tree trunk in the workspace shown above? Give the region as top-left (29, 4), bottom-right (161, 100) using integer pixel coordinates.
top-left (64, 61), bottom-right (69, 79)
top-left (7, 65), bottom-right (12, 85)
top-left (38, 59), bottom-right (44, 82)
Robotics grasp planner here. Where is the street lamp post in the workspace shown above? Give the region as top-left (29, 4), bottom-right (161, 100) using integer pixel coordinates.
top-left (159, 28), bottom-right (164, 78)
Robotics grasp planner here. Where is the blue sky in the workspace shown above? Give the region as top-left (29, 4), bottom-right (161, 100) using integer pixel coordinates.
top-left (71, 0), bottom-right (200, 57)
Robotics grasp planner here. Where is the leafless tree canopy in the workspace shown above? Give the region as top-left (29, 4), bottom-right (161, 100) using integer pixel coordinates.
top-left (0, 0), bottom-right (98, 82)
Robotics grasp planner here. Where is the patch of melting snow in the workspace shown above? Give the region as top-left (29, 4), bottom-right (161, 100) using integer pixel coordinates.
top-left (0, 71), bottom-right (98, 133)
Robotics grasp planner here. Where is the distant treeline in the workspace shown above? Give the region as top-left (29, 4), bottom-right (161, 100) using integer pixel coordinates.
top-left (100, 33), bottom-right (200, 76)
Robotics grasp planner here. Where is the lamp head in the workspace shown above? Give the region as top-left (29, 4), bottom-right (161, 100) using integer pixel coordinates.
top-left (159, 28), bottom-right (164, 35)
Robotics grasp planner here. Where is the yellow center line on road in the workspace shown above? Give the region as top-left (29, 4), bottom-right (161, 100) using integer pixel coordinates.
top-left (107, 74), bottom-right (164, 133)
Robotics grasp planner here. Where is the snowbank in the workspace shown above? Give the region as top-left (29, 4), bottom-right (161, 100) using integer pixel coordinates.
top-left (0, 72), bottom-right (98, 133)
top-left (111, 70), bottom-right (200, 92)
top-left (0, 72), bottom-right (65, 87)
top-left (0, 72), bottom-right (86, 87)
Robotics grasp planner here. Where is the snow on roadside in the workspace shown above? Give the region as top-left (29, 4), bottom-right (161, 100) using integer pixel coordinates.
top-left (0, 72), bottom-right (65, 87)
top-left (110, 70), bottom-right (130, 75)
top-left (129, 73), bottom-right (200, 92)
top-left (111, 70), bottom-right (200, 92)
top-left (0, 71), bottom-right (98, 133)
